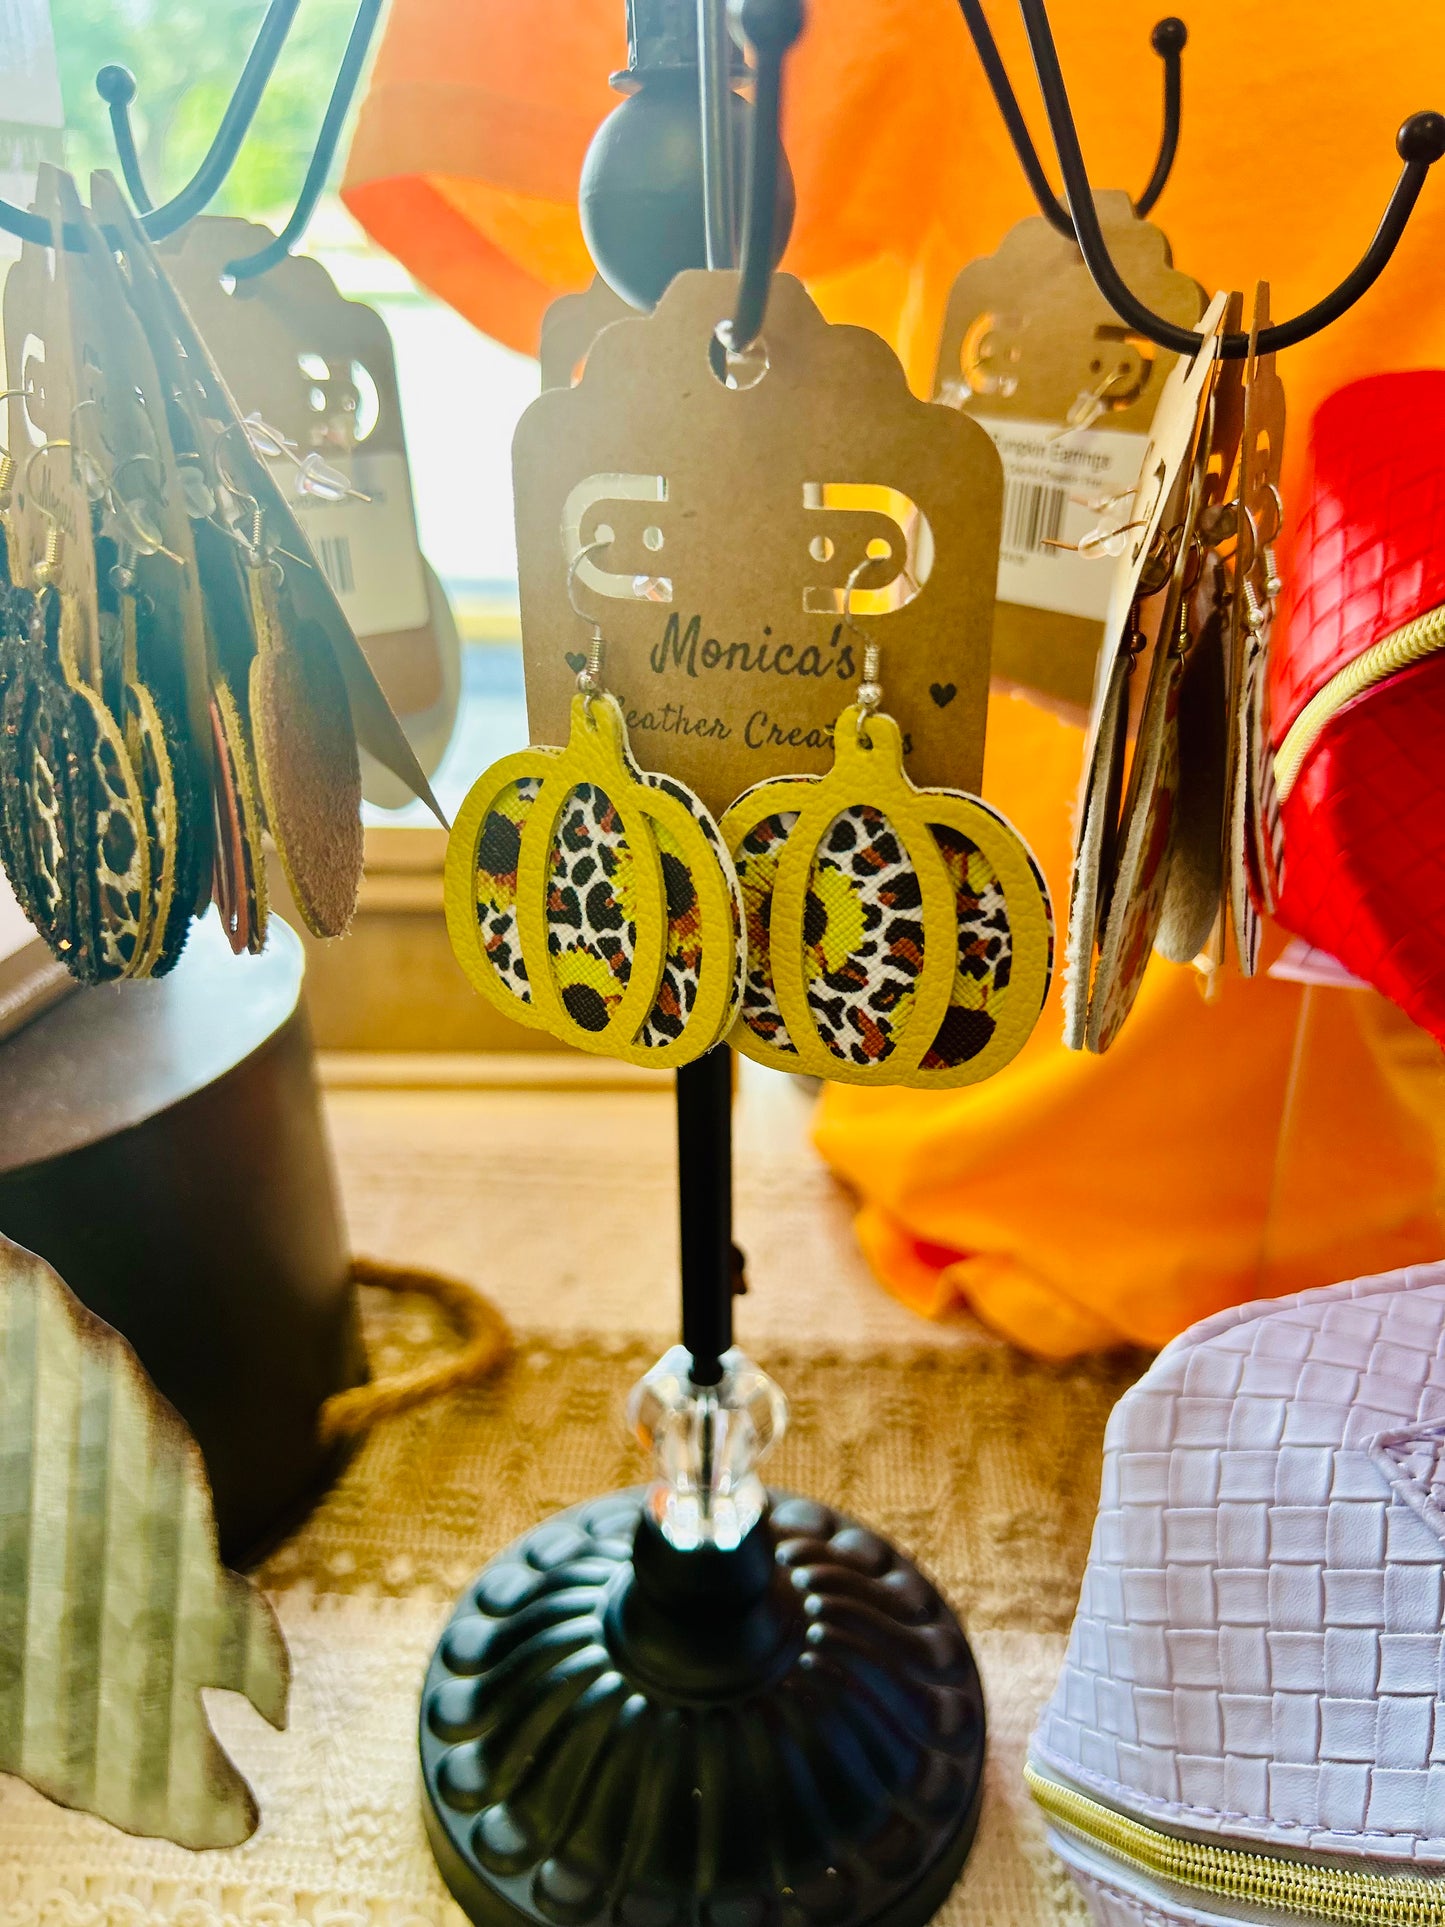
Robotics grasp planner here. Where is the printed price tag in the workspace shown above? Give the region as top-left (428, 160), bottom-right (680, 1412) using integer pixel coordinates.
top-left (972, 415), bottom-right (1148, 621)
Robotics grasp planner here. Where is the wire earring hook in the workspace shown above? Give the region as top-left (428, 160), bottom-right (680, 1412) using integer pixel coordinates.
top-left (0, 388), bottom-right (32, 506)
top-left (567, 536), bottom-right (614, 706)
top-left (842, 558), bottom-right (883, 741)
top-left (23, 440), bottom-right (75, 585)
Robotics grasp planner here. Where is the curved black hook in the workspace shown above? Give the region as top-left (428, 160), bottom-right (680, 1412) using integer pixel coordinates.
top-left (956, 2), bottom-right (1185, 235)
top-left (1018, 0), bottom-right (1445, 358)
top-left (228, 0), bottom-right (384, 280)
top-left (1134, 17), bottom-right (1185, 217)
top-left (0, 0), bottom-right (301, 250)
top-left (725, 0), bottom-right (804, 353)
top-left (957, 0), bottom-right (1070, 235)
top-left (95, 65), bottom-right (152, 213)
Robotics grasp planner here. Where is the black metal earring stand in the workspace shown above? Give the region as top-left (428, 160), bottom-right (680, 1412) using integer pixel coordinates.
top-left (420, 8), bottom-right (987, 1922)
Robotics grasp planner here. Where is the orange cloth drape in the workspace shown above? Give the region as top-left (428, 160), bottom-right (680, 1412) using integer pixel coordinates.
top-left (343, 0), bottom-right (1445, 1357)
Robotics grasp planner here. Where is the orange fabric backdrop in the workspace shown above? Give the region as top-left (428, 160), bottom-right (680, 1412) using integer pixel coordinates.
top-left (343, 0), bottom-right (1445, 1356)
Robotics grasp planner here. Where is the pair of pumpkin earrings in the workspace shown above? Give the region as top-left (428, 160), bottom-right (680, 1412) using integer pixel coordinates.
top-left (444, 556), bottom-right (1055, 1087)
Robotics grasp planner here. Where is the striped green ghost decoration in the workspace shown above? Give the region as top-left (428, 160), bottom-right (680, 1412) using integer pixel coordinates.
top-left (0, 1233), bottom-right (289, 1847)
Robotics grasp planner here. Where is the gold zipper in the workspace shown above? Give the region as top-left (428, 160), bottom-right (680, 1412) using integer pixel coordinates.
top-left (1026, 1760), bottom-right (1445, 1925)
top-left (1274, 602), bottom-right (1445, 801)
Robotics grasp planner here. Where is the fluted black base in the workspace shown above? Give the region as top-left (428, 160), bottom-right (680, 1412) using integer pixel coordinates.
top-left (419, 1489), bottom-right (985, 1927)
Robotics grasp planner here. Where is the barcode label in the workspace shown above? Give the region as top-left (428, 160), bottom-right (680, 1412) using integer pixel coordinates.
top-left (316, 533), bottom-right (356, 596)
top-left (1002, 479), bottom-right (1067, 557)
top-left (971, 414), bottom-right (1151, 622)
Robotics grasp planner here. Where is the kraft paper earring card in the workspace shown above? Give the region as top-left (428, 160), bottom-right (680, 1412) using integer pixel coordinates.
top-left (512, 269), bottom-right (1004, 820)
top-left (540, 276), bottom-right (638, 392)
top-left (934, 194), bottom-right (1203, 712)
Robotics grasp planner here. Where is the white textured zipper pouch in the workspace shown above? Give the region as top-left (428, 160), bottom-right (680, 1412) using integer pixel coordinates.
top-left (1031, 1261), bottom-right (1445, 1926)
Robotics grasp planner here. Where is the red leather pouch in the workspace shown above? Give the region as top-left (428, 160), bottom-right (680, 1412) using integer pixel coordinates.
top-left (1270, 372), bottom-right (1445, 1042)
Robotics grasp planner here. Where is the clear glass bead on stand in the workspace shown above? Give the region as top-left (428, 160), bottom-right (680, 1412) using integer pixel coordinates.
top-left (627, 1344), bottom-right (788, 1552)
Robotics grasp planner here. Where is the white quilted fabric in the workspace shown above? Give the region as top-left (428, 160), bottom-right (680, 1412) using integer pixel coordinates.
top-left (1035, 1261), bottom-right (1445, 1868)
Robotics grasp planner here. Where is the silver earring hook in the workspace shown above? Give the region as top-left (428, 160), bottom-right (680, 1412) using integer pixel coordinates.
top-left (842, 557), bottom-right (883, 740)
top-left (567, 535), bottom-right (613, 704)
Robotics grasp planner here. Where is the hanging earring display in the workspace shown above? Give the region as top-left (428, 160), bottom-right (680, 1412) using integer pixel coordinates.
top-left (90, 174), bottom-right (446, 938)
top-left (721, 616), bottom-right (1053, 1088)
top-left (64, 179), bottom-right (216, 976)
top-left (492, 268), bottom-right (1034, 1085)
top-left (933, 195), bottom-right (1204, 713)
top-left (1063, 290), bottom-right (1229, 1049)
top-left (1, 170), bottom-right (157, 983)
top-left (164, 217), bottom-right (459, 810)
top-left (445, 576), bottom-right (745, 1069)
top-left (89, 174), bottom-right (271, 954)
top-left (0, 168), bottom-right (443, 976)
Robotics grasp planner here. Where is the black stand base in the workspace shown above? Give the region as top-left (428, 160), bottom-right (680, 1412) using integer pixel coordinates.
top-left (420, 1490), bottom-right (985, 1927)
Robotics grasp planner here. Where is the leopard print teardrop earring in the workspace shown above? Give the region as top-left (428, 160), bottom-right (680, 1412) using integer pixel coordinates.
top-left (721, 584), bottom-right (1054, 1090)
top-left (1, 443), bottom-right (154, 983)
top-left (444, 541), bottom-right (745, 1068)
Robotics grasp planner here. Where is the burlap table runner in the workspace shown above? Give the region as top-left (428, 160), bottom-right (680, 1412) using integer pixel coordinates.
top-left (0, 1299), bottom-right (1136, 1925)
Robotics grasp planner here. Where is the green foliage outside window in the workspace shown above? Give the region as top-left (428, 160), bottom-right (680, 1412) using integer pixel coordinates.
top-left (50, 0), bottom-right (364, 217)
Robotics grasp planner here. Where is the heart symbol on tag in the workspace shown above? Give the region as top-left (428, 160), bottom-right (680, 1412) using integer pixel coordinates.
top-left (929, 682), bottom-right (957, 708)
top-left (565, 652), bottom-right (588, 674)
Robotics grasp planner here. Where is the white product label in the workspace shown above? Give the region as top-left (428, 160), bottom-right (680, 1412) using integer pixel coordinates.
top-left (972, 414), bottom-right (1150, 622)
top-left (276, 449), bottom-right (429, 638)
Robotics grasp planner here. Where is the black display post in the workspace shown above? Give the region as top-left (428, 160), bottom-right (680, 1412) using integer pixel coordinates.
top-left (675, 1046), bottom-right (734, 1387)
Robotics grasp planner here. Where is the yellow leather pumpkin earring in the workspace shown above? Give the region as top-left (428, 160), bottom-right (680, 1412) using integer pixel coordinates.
top-left (721, 610), bottom-right (1053, 1089)
top-left (444, 551), bottom-right (745, 1068)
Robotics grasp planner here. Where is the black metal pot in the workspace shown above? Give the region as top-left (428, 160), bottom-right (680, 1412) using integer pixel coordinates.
top-left (0, 914), bottom-right (366, 1565)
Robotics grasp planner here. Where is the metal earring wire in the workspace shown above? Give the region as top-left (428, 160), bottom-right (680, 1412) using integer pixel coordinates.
top-left (23, 440), bottom-right (76, 584)
top-left (567, 536), bottom-right (614, 710)
top-left (209, 433), bottom-right (301, 582)
top-left (0, 388), bottom-right (32, 507)
top-left (841, 557), bottom-right (883, 742)
top-left (1051, 358), bottom-right (1135, 441)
